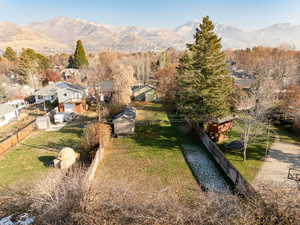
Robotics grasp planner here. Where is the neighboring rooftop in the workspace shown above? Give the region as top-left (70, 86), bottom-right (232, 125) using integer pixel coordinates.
top-left (35, 82), bottom-right (85, 96)
top-left (56, 81), bottom-right (85, 91)
top-left (34, 83), bottom-right (57, 96)
top-left (96, 81), bottom-right (114, 92)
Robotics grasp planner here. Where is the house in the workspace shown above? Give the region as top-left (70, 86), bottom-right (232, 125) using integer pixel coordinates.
top-left (97, 81), bottom-right (114, 102)
top-left (0, 103), bottom-right (19, 127)
top-left (34, 83), bottom-right (58, 104)
top-left (88, 81), bottom-right (114, 103)
top-left (61, 68), bottom-right (81, 82)
top-left (132, 85), bottom-right (156, 102)
top-left (112, 106), bottom-right (136, 136)
top-left (7, 99), bottom-right (27, 110)
top-left (230, 65), bottom-right (256, 89)
top-left (56, 82), bottom-right (86, 114)
top-left (34, 81), bottom-right (87, 114)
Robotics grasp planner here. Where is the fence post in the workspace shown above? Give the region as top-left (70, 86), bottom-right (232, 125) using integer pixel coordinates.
top-left (16, 128), bottom-right (19, 143)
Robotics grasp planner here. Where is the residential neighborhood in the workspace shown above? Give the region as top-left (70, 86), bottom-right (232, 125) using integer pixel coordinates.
top-left (0, 2), bottom-right (300, 225)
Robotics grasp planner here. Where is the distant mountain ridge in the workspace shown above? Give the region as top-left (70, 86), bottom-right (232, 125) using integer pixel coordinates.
top-left (0, 17), bottom-right (299, 54)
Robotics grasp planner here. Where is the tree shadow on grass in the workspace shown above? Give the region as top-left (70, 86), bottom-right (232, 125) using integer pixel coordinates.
top-left (58, 126), bottom-right (83, 137)
top-left (130, 123), bottom-right (182, 153)
top-left (40, 138), bottom-right (82, 152)
top-left (274, 126), bottom-right (300, 145)
top-left (38, 156), bottom-right (56, 167)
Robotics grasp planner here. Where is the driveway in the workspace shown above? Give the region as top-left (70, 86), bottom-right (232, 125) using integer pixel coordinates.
top-left (254, 140), bottom-right (300, 188)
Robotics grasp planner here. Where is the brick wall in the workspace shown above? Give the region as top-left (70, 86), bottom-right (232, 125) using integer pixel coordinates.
top-left (0, 121), bottom-right (36, 156)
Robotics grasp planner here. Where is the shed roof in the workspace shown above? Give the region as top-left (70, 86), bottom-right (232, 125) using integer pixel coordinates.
top-left (211, 115), bottom-right (237, 124)
top-left (113, 106), bottom-right (136, 122)
top-left (132, 85), bottom-right (155, 98)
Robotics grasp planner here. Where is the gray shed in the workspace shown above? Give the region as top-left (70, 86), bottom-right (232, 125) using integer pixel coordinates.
top-left (112, 107), bottom-right (136, 136)
top-left (36, 115), bottom-right (50, 129)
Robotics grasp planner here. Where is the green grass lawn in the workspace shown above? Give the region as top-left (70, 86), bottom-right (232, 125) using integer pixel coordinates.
top-left (219, 121), bottom-right (273, 182)
top-left (97, 103), bottom-right (198, 197)
top-left (273, 125), bottom-right (300, 144)
top-left (0, 123), bottom-right (83, 186)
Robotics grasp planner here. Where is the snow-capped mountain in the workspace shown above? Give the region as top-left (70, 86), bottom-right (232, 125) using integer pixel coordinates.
top-left (0, 17), bottom-right (300, 54)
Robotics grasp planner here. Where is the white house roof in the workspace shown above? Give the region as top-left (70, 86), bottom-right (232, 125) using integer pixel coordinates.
top-left (0, 103), bottom-right (16, 117)
top-left (56, 82), bottom-right (85, 92)
top-left (34, 83), bottom-right (57, 96)
top-left (34, 82), bottom-right (85, 96)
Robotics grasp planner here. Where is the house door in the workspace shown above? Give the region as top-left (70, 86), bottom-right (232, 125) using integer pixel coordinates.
top-left (64, 103), bottom-right (75, 112)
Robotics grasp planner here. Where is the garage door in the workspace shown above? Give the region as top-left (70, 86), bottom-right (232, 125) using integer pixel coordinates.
top-left (64, 103), bottom-right (75, 112)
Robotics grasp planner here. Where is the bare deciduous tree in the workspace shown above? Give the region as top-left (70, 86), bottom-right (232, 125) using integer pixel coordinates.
top-left (112, 63), bottom-right (136, 105)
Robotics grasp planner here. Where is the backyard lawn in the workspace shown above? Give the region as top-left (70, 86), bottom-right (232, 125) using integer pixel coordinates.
top-left (274, 125), bottom-right (300, 144)
top-left (97, 103), bottom-right (199, 198)
top-left (0, 123), bottom-right (83, 186)
top-left (219, 121), bottom-right (274, 182)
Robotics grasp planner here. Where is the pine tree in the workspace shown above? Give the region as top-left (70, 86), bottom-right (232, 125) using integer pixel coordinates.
top-left (3, 46), bottom-right (17, 61)
top-left (67, 55), bottom-right (74, 68)
top-left (72, 40), bottom-right (89, 69)
top-left (177, 16), bottom-right (233, 125)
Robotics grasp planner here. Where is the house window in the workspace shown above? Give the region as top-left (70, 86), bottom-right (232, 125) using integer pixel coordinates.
top-left (64, 93), bottom-right (67, 97)
top-left (38, 95), bottom-right (43, 100)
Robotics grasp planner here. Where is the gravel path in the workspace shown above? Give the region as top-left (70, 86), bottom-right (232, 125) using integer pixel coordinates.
top-left (254, 140), bottom-right (300, 188)
top-left (182, 144), bottom-right (232, 193)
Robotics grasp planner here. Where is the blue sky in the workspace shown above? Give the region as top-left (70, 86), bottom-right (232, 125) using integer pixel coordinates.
top-left (0, 0), bottom-right (300, 30)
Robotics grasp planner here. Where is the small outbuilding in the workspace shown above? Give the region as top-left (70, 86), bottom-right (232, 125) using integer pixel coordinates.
top-left (207, 116), bottom-right (235, 142)
top-left (36, 115), bottom-right (51, 130)
top-left (132, 85), bottom-right (156, 102)
top-left (112, 106), bottom-right (136, 136)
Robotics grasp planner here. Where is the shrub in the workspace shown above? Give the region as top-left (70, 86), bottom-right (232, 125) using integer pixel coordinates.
top-left (0, 169), bottom-right (299, 225)
top-left (80, 122), bottom-right (111, 162)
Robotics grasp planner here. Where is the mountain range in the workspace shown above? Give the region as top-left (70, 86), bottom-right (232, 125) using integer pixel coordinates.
top-left (0, 17), bottom-right (299, 54)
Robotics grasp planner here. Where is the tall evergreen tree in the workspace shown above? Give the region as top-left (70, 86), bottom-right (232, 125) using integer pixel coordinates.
top-left (3, 46), bottom-right (17, 61)
top-left (177, 16), bottom-right (233, 126)
top-left (67, 55), bottom-right (74, 68)
top-left (70, 40), bottom-right (89, 69)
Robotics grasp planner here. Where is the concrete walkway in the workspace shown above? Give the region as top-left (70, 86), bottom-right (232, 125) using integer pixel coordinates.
top-left (254, 140), bottom-right (300, 188)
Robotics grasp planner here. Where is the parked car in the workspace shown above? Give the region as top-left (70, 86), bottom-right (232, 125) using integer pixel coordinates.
top-left (64, 112), bottom-right (77, 122)
top-left (54, 112), bottom-right (77, 124)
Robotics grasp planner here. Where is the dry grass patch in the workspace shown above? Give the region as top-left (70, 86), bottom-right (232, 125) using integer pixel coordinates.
top-left (0, 167), bottom-right (298, 225)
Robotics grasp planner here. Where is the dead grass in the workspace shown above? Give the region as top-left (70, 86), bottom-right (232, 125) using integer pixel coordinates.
top-left (0, 166), bottom-right (298, 225)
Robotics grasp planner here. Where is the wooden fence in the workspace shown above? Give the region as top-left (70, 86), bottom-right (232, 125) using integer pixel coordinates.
top-left (0, 121), bottom-right (36, 156)
top-left (84, 147), bottom-right (105, 188)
